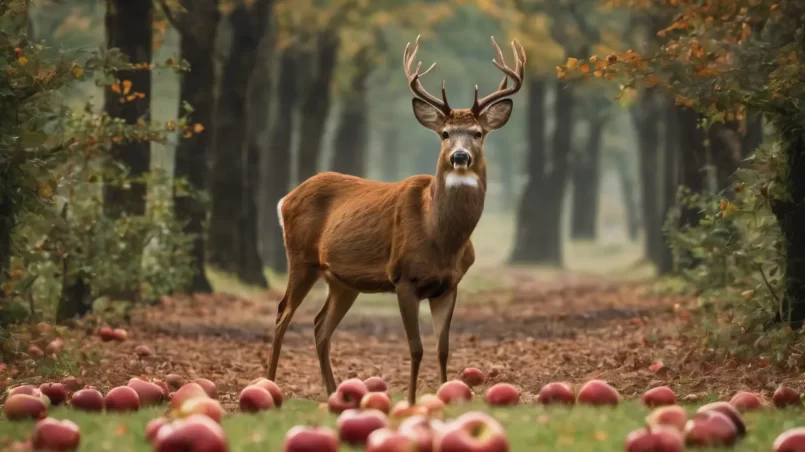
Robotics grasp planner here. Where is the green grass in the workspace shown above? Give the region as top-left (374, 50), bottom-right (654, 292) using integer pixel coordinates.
top-left (3, 400), bottom-right (805, 450)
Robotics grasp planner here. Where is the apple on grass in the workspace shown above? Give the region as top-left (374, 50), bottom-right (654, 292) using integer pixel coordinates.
top-left (536, 382), bottom-right (575, 405)
top-left (625, 425), bottom-right (684, 452)
top-left (434, 411), bottom-right (509, 452)
top-left (127, 377), bottom-right (165, 406)
top-left (154, 415), bottom-right (227, 452)
top-left (176, 397), bottom-right (226, 423)
top-left (165, 374), bottom-right (185, 390)
top-left (194, 378), bottom-right (217, 399)
top-left (577, 380), bottom-right (620, 406)
top-left (390, 401), bottom-right (430, 419)
top-left (398, 414), bottom-right (443, 452)
top-left (460, 368), bottom-right (486, 387)
top-left (247, 377), bottom-right (284, 407)
top-left (773, 427), bottom-right (805, 452)
top-left (32, 417), bottom-right (81, 451)
top-left (39, 383), bottom-right (68, 406)
top-left (774, 386), bottom-right (801, 408)
top-left (437, 380), bottom-right (473, 404)
top-left (328, 378), bottom-right (369, 414)
top-left (646, 405), bottom-right (687, 432)
top-left (3, 394), bottom-right (48, 421)
top-left (367, 428), bottom-right (418, 452)
top-left (642, 386), bottom-right (676, 407)
top-left (695, 401), bottom-right (746, 436)
top-left (170, 382), bottom-right (210, 410)
top-left (70, 389), bottom-right (104, 412)
top-left (239, 385), bottom-right (275, 413)
top-left (684, 411), bottom-right (738, 447)
top-left (283, 425), bottom-right (338, 452)
top-left (729, 391), bottom-right (762, 412)
top-left (364, 376), bottom-right (389, 394)
top-left (337, 408), bottom-right (389, 446)
top-left (146, 417), bottom-right (170, 443)
top-left (105, 386), bottom-right (140, 412)
top-left (484, 383), bottom-right (519, 406)
top-left (418, 394), bottom-right (446, 417)
top-left (361, 391), bottom-right (392, 414)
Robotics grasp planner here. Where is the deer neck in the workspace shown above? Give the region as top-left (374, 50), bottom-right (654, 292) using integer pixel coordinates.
top-left (428, 167), bottom-right (487, 254)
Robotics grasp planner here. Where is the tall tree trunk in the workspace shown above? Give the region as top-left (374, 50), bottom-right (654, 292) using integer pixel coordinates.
top-left (171, 0), bottom-right (218, 294)
top-left (331, 46), bottom-right (371, 177)
top-left (261, 47), bottom-right (299, 273)
top-left (207, 0), bottom-right (271, 274)
top-left (509, 79), bottom-right (546, 263)
top-left (379, 126), bottom-right (400, 182)
top-left (571, 117), bottom-right (604, 240)
top-left (0, 196), bottom-right (10, 278)
top-left (632, 88), bottom-right (662, 265)
top-left (709, 121), bottom-right (744, 191)
top-left (613, 151), bottom-right (640, 241)
top-left (677, 107), bottom-right (708, 226)
top-left (742, 112), bottom-right (764, 158)
top-left (656, 100), bottom-right (680, 275)
top-left (295, 31), bottom-right (340, 183)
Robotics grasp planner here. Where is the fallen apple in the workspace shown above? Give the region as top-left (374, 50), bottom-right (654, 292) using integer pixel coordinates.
top-left (367, 427), bottom-right (418, 452)
top-left (484, 383), bottom-right (519, 406)
top-left (146, 417), bottom-right (170, 443)
top-left (577, 380), bottom-right (620, 406)
top-left (390, 401), bottom-right (429, 419)
top-left (436, 380), bottom-right (473, 404)
top-left (69, 388), bottom-right (104, 412)
top-left (45, 339), bottom-right (64, 356)
top-left (104, 386), bottom-right (140, 412)
top-left (127, 378), bottom-right (164, 406)
top-left (418, 394), bottom-right (446, 417)
top-left (32, 417), bottom-right (80, 451)
top-left (177, 397), bottom-right (226, 423)
top-left (154, 415), bottom-right (227, 452)
top-left (398, 414), bottom-right (441, 452)
top-left (170, 382), bottom-right (209, 410)
top-left (695, 401), bottom-right (746, 436)
top-left (283, 425), bottom-right (339, 452)
top-left (774, 386), bottom-right (801, 408)
top-left (28, 343), bottom-right (44, 358)
top-left (684, 411), bottom-right (738, 447)
top-left (460, 368), bottom-right (486, 387)
top-left (99, 326), bottom-right (116, 342)
top-left (729, 391), bottom-right (762, 412)
top-left (642, 386), bottom-right (676, 407)
top-left (194, 378), bottom-right (217, 399)
top-left (39, 383), bottom-right (68, 406)
top-left (434, 411), bottom-right (508, 452)
top-left (165, 374), bottom-right (185, 390)
top-left (112, 328), bottom-right (127, 342)
top-left (8, 384), bottom-right (38, 397)
top-left (364, 376), bottom-right (389, 394)
top-left (646, 405), bottom-right (687, 432)
top-left (328, 379), bottom-right (369, 414)
top-left (337, 408), bottom-right (390, 446)
top-left (773, 427), bottom-right (805, 452)
top-left (361, 391), bottom-right (392, 414)
top-left (3, 394), bottom-right (48, 420)
top-left (248, 377), bottom-right (284, 407)
top-left (625, 425), bottom-right (684, 452)
top-left (153, 379), bottom-right (170, 397)
top-left (135, 345), bottom-right (153, 358)
top-left (536, 382), bottom-right (575, 405)
top-left (239, 385), bottom-right (275, 413)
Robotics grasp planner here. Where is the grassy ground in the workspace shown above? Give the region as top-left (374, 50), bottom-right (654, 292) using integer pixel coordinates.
top-left (2, 399), bottom-right (804, 451)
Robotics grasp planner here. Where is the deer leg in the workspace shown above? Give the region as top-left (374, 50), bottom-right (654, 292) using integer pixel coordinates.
top-left (267, 264), bottom-right (319, 382)
top-left (396, 283), bottom-right (422, 405)
top-left (314, 281), bottom-right (359, 395)
top-left (428, 289), bottom-right (457, 384)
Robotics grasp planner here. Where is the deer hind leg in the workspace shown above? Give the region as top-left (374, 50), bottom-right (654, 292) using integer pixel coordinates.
top-left (267, 263), bottom-right (319, 382)
top-left (396, 283), bottom-right (423, 405)
top-left (313, 280), bottom-right (359, 395)
top-left (429, 289), bottom-right (457, 384)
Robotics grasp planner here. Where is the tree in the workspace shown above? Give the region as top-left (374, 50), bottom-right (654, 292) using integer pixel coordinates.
top-left (331, 43), bottom-right (372, 176)
top-left (570, 102), bottom-right (609, 240)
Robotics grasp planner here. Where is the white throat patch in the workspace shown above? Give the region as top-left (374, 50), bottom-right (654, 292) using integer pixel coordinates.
top-left (445, 172), bottom-right (479, 189)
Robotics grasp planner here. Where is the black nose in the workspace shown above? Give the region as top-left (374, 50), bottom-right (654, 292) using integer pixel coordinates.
top-left (450, 150), bottom-right (472, 167)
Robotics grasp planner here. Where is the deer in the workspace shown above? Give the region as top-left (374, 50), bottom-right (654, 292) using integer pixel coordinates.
top-left (266, 35), bottom-right (526, 405)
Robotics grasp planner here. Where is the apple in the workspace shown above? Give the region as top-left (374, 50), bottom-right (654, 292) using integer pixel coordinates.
top-left (398, 414), bottom-right (441, 452)
top-left (61, 377), bottom-right (82, 392)
top-left (99, 326), bottom-right (116, 341)
top-left (32, 417), bottom-right (80, 451)
top-left (419, 394), bottom-right (447, 417)
top-left (773, 427), bottom-right (805, 452)
top-left (165, 374), bottom-right (185, 390)
top-left (434, 411), bottom-right (508, 452)
top-left (146, 417), bottom-right (170, 443)
top-left (3, 394), bottom-right (48, 420)
top-left (684, 411), bottom-right (738, 447)
top-left (695, 401), bottom-right (746, 436)
top-left (484, 383), bottom-right (519, 406)
top-left (127, 378), bottom-right (164, 406)
top-left (642, 386), bottom-right (676, 407)
top-left (39, 383), bottom-right (68, 406)
top-left (248, 377), bottom-right (284, 407)
top-left (104, 386), bottom-right (140, 412)
top-left (177, 397), bottom-right (226, 423)
top-left (536, 382), bottom-right (575, 405)
top-left (646, 405), bottom-right (687, 432)
top-left (774, 386), bottom-right (801, 408)
top-left (45, 339), bottom-right (64, 356)
top-left (729, 391), bottom-right (762, 412)
top-left (112, 328), bottom-right (127, 341)
top-left (337, 408), bottom-right (390, 446)
top-left (153, 379), bottom-right (170, 397)
top-left (364, 376), bottom-right (389, 394)
top-left (70, 388), bottom-right (104, 412)
top-left (8, 384), bottom-right (38, 397)
top-left (367, 427), bottom-right (418, 452)
top-left (283, 425), bottom-right (338, 452)
top-left (577, 380), bottom-right (619, 406)
top-left (361, 391), bottom-right (392, 414)
top-left (154, 415), bottom-right (227, 452)
top-left (170, 382), bottom-right (209, 410)
top-left (239, 386), bottom-right (275, 413)
top-left (28, 343), bottom-right (44, 358)
top-left (625, 425), bottom-right (684, 452)
top-left (194, 378), bottom-right (217, 399)
top-left (328, 378), bottom-right (369, 414)
top-left (436, 380), bottom-right (473, 404)
top-left (460, 368), bottom-right (486, 387)
top-left (135, 345), bottom-right (153, 358)
top-left (390, 401), bottom-right (429, 419)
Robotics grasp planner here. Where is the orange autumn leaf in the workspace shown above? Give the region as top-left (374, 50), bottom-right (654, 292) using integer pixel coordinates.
top-left (579, 64), bottom-right (591, 73)
top-left (111, 83), bottom-right (121, 94)
top-left (122, 80), bottom-right (132, 95)
top-left (193, 123), bottom-right (205, 133)
top-left (126, 94), bottom-right (137, 101)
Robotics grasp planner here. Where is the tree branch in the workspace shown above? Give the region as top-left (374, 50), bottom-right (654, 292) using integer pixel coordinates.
top-left (157, 0), bottom-right (192, 37)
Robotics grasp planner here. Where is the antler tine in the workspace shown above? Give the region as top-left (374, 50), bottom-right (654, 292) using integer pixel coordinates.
top-left (471, 36), bottom-right (526, 115)
top-left (403, 35), bottom-right (451, 114)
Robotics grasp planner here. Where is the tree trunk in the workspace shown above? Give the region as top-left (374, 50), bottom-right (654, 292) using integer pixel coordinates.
top-left (171, 0), bottom-right (218, 294)
top-left (709, 121), bottom-right (744, 191)
top-left (570, 118), bottom-right (604, 240)
top-left (207, 0), bottom-right (271, 274)
top-left (0, 195), bottom-right (10, 277)
top-left (742, 112), bottom-right (764, 158)
top-left (261, 47), bottom-right (299, 273)
top-left (656, 100), bottom-right (680, 275)
top-left (379, 126), bottom-right (400, 182)
top-left (632, 88), bottom-right (662, 265)
top-left (676, 107), bottom-right (708, 226)
top-left (331, 46), bottom-right (371, 177)
top-left (613, 151), bottom-right (640, 241)
top-left (295, 31), bottom-right (340, 183)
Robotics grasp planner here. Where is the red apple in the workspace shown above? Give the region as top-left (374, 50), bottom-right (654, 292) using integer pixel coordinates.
top-left (419, 394), bottom-right (446, 417)
top-left (625, 425), bottom-right (684, 452)
top-left (112, 328), bottom-right (127, 342)
top-left (696, 401), bottom-right (746, 436)
top-left (328, 378), bottom-right (369, 414)
top-left (8, 384), bottom-right (38, 397)
top-left (170, 382), bottom-right (209, 410)
top-left (390, 401), bottom-right (429, 419)
top-left (135, 345), bottom-right (153, 358)
top-left (165, 374), bottom-right (185, 390)
top-left (484, 383), bottom-right (519, 406)
top-left (364, 376), bottom-right (389, 394)
top-left (398, 415), bottom-right (441, 452)
top-left (39, 383), bottom-right (68, 406)
top-left (154, 415), bottom-right (227, 452)
top-left (99, 326), bottom-right (116, 342)
top-left (684, 410), bottom-right (738, 447)
top-left (127, 378), bottom-right (164, 406)
top-left (460, 368), bottom-right (486, 387)
top-left (45, 339), bottom-right (64, 356)
top-left (32, 417), bottom-right (80, 451)
top-left (774, 386), bottom-right (801, 408)
top-left (153, 379), bottom-right (170, 397)
top-left (337, 408), bottom-right (389, 446)
top-left (729, 391), bottom-right (762, 412)
top-left (283, 425), bottom-right (338, 452)
top-left (536, 382), bottom-right (575, 405)
top-left (3, 394), bottom-right (48, 420)
top-left (434, 411), bottom-right (508, 452)
top-left (773, 427), bottom-right (805, 452)
top-left (577, 380), bottom-right (619, 406)
top-left (361, 391), bottom-right (392, 414)
top-left (146, 417), bottom-right (170, 443)
top-left (70, 388), bottom-right (104, 412)
top-left (248, 377), bottom-right (284, 407)
top-left (104, 386), bottom-right (140, 412)
top-left (642, 386), bottom-right (676, 407)
top-left (646, 405), bottom-right (687, 432)
top-left (28, 343), bottom-right (44, 358)
top-left (437, 380), bottom-right (473, 404)
top-left (367, 427), bottom-right (418, 452)
top-left (239, 386), bottom-right (275, 413)
top-left (177, 397), bottom-right (225, 423)
top-left (194, 378), bottom-right (217, 399)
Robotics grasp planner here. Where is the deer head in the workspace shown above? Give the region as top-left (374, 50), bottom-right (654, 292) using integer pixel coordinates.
top-left (403, 35), bottom-right (526, 186)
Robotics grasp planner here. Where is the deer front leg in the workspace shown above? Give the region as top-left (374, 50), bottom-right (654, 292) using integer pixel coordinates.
top-left (428, 289), bottom-right (457, 384)
top-left (396, 283), bottom-right (423, 405)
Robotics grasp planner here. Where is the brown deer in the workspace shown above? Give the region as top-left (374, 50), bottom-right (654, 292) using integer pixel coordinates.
top-left (266, 35), bottom-right (526, 404)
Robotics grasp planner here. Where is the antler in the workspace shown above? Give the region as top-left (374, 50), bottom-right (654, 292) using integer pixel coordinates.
top-left (403, 35), bottom-right (451, 115)
top-left (471, 37), bottom-right (527, 115)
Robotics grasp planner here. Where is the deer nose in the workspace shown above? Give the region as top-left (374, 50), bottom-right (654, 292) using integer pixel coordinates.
top-left (450, 150), bottom-right (472, 168)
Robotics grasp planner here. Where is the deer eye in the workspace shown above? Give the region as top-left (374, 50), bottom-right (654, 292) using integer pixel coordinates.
top-left (441, 131), bottom-right (449, 140)
top-left (474, 131), bottom-right (483, 139)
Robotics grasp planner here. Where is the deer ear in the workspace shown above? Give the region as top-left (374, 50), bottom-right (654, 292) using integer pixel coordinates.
top-left (412, 98), bottom-right (446, 133)
top-left (478, 98), bottom-right (513, 131)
